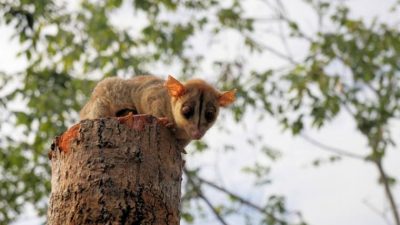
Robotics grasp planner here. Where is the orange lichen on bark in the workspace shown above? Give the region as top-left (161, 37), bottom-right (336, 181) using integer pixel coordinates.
top-left (57, 123), bottom-right (81, 154)
top-left (117, 113), bottom-right (155, 131)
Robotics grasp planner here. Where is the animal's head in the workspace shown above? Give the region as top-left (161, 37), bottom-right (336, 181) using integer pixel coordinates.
top-left (164, 75), bottom-right (236, 140)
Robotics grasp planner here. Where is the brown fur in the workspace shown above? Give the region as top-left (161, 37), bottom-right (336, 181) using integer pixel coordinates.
top-left (80, 75), bottom-right (236, 146)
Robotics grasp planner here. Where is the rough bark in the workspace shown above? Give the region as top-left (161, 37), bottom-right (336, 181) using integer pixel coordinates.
top-left (47, 114), bottom-right (184, 225)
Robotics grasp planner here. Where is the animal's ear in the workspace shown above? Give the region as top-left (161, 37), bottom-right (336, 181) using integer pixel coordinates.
top-left (165, 75), bottom-right (186, 97)
top-left (218, 89), bottom-right (236, 107)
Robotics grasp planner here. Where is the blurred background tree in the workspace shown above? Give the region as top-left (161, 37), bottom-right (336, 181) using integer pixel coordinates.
top-left (0, 0), bottom-right (399, 224)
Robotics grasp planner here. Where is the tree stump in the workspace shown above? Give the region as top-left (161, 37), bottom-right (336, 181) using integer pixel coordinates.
top-left (47, 114), bottom-right (184, 225)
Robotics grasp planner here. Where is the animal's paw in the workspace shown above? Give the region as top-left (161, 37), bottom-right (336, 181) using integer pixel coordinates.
top-left (158, 117), bottom-right (175, 129)
top-left (115, 108), bottom-right (137, 117)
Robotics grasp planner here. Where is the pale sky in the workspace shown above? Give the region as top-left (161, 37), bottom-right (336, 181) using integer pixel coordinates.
top-left (1, 0), bottom-right (399, 225)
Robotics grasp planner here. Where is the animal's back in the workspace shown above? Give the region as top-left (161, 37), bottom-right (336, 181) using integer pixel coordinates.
top-left (79, 75), bottom-right (166, 119)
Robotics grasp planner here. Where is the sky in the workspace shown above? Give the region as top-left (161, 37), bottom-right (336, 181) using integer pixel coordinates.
top-left (1, 0), bottom-right (399, 225)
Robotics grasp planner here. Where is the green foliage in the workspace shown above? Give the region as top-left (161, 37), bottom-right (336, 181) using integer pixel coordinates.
top-left (0, 0), bottom-right (399, 224)
top-left (0, 0), bottom-right (257, 223)
top-left (279, 4), bottom-right (400, 158)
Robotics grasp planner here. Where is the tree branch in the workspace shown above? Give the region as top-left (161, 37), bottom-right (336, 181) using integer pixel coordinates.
top-left (185, 169), bottom-right (230, 225)
top-left (184, 169), bottom-right (289, 224)
top-left (375, 159), bottom-right (400, 225)
top-left (260, 0), bottom-right (314, 42)
top-left (362, 198), bottom-right (391, 225)
top-left (260, 43), bottom-right (299, 65)
top-left (300, 133), bottom-right (365, 160)
top-left (197, 192), bottom-right (230, 225)
top-left (275, 0), bottom-right (295, 64)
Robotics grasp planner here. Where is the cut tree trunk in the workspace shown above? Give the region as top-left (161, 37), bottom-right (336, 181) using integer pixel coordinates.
top-left (47, 114), bottom-right (184, 225)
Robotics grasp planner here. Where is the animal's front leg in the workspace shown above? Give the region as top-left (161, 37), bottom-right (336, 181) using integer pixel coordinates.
top-left (157, 117), bottom-right (175, 129)
top-left (115, 108), bottom-right (138, 117)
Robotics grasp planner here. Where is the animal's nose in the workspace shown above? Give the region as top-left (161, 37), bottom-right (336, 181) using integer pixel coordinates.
top-left (191, 130), bottom-right (204, 139)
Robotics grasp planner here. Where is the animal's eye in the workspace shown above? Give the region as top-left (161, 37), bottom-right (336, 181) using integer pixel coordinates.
top-left (181, 105), bottom-right (194, 119)
top-left (205, 111), bottom-right (215, 122)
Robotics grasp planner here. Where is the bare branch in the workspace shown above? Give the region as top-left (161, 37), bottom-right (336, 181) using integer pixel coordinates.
top-left (259, 0), bottom-right (314, 42)
top-left (259, 42), bottom-right (299, 65)
top-left (362, 199), bottom-right (392, 225)
top-left (375, 159), bottom-right (400, 225)
top-left (184, 169), bottom-right (290, 224)
top-left (278, 24), bottom-right (294, 60)
top-left (200, 177), bottom-right (267, 213)
top-left (185, 169), bottom-right (230, 225)
top-left (198, 192), bottom-right (230, 225)
top-left (274, 0), bottom-right (295, 64)
top-left (300, 133), bottom-right (366, 160)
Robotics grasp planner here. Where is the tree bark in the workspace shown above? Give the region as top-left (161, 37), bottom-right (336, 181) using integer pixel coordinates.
top-left (47, 114), bottom-right (184, 225)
